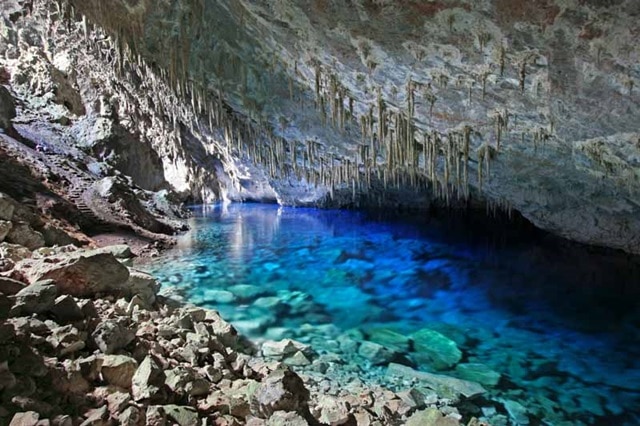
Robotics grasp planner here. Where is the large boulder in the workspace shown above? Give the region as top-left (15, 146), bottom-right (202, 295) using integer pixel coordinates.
top-left (250, 369), bottom-right (310, 418)
top-left (5, 223), bottom-right (45, 250)
top-left (0, 86), bottom-right (15, 130)
top-left (14, 251), bottom-right (129, 297)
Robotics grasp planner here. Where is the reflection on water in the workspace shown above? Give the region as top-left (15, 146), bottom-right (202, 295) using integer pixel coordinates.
top-left (142, 203), bottom-right (640, 425)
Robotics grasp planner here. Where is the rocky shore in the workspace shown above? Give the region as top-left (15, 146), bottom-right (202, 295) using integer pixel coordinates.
top-left (1, 191), bottom-right (493, 426)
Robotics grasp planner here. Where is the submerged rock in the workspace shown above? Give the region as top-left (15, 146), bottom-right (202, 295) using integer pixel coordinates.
top-left (499, 399), bottom-right (530, 425)
top-left (454, 363), bottom-right (501, 387)
top-left (365, 328), bottom-right (411, 353)
top-left (387, 363), bottom-right (486, 400)
top-left (358, 341), bottom-right (396, 365)
top-left (411, 328), bottom-right (462, 370)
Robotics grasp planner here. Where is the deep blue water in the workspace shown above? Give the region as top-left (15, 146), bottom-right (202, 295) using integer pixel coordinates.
top-left (140, 203), bottom-right (640, 425)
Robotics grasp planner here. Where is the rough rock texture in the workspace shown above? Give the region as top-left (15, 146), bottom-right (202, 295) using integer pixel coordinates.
top-left (13, 251), bottom-right (130, 297)
top-left (27, 0), bottom-right (634, 254)
top-left (0, 85), bottom-right (16, 130)
top-left (0, 1), bottom-right (638, 251)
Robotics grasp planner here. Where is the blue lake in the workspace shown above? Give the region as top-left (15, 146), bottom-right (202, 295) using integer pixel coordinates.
top-left (140, 203), bottom-right (640, 425)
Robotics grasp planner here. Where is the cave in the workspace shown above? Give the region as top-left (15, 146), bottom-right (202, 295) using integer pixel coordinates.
top-left (0, 0), bottom-right (639, 425)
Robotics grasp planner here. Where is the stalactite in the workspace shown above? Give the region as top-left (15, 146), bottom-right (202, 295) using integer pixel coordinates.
top-left (462, 126), bottom-right (471, 198)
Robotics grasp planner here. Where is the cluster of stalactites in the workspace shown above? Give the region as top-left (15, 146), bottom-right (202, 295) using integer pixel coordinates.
top-left (50, 0), bottom-right (509, 208)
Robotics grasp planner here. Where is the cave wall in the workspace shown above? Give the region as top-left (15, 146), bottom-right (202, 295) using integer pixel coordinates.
top-left (2, 0), bottom-right (640, 253)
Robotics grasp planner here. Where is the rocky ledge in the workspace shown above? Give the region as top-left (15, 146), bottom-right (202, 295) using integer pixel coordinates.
top-left (1, 197), bottom-right (496, 426)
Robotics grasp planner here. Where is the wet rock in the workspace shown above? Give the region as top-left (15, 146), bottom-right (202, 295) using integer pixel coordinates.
top-left (14, 252), bottom-right (129, 297)
top-left (405, 408), bottom-right (459, 426)
top-left (454, 363), bottom-right (501, 387)
top-left (9, 411), bottom-right (40, 426)
top-left (266, 411), bottom-right (309, 426)
top-left (358, 341), bottom-right (395, 365)
top-left (0, 276), bottom-right (26, 295)
top-left (315, 395), bottom-right (352, 425)
top-left (250, 369), bottom-right (310, 418)
top-left (411, 329), bottom-right (462, 370)
top-left (387, 364), bottom-right (486, 400)
top-left (13, 280), bottom-right (57, 315)
top-left (131, 355), bottom-right (166, 402)
top-left (163, 405), bottom-right (199, 426)
top-left (0, 86), bottom-right (16, 130)
top-left (100, 355), bottom-right (138, 388)
top-left (50, 295), bottom-right (84, 323)
top-left (5, 223), bottom-right (45, 250)
top-left (92, 319), bottom-right (135, 354)
top-left (0, 220), bottom-right (11, 242)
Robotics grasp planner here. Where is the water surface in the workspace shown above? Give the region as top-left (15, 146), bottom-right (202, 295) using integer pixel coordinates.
top-left (140, 203), bottom-right (640, 425)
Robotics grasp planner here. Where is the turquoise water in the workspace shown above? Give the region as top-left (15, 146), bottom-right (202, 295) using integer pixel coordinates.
top-left (141, 203), bottom-right (640, 425)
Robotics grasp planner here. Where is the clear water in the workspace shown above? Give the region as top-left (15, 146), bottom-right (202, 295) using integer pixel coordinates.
top-left (140, 203), bottom-right (640, 425)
